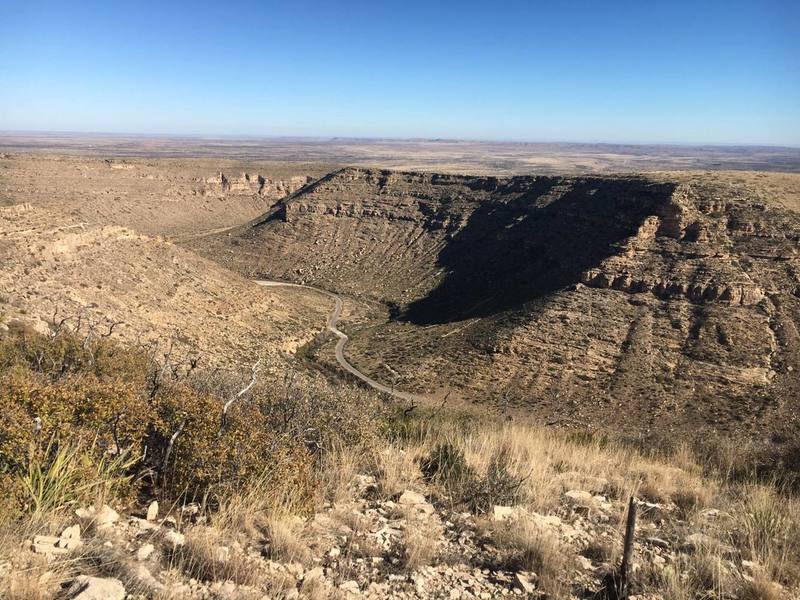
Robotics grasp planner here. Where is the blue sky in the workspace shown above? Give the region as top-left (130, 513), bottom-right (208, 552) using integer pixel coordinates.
top-left (1, 1), bottom-right (798, 145)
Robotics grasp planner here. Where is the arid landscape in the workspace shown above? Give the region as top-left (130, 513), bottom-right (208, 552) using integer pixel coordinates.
top-left (1, 138), bottom-right (799, 599)
top-left (3, 0), bottom-right (799, 595)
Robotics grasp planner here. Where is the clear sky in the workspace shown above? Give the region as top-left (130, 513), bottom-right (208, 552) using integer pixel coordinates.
top-left (1, 0), bottom-right (798, 145)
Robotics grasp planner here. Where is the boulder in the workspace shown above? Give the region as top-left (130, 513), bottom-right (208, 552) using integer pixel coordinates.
top-left (65, 576), bottom-right (125, 600)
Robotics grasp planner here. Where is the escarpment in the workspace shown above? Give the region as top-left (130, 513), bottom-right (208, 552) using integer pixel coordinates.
top-left (207, 168), bottom-right (800, 444)
top-left (196, 171), bottom-right (312, 199)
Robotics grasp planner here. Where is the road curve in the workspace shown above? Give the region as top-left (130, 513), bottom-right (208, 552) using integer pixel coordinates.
top-left (255, 280), bottom-right (420, 402)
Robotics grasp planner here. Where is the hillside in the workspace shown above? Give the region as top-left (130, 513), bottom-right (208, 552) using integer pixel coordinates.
top-left (197, 168), bottom-right (800, 449)
top-left (0, 153), bottom-right (335, 238)
top-left (0, 204), bottom-right (330, 371)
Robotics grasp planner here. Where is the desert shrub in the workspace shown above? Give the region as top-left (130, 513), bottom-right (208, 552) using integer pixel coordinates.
top-left (18, 437), bottom-right (138, 515)
top-left (420, 442), bottom-right (525, 513)
top-left (0, 366), bottom-right (149, 518)
top-left (0, 327), bottom-right (384, 518)
top-left (148, 381), bottom-right (316, 509)
top-left (420, 441), bottom-right (474, 486)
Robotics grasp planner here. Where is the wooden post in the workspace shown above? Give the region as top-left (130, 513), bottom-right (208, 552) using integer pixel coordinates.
top-left (617, 495), bottom-right (637, 599)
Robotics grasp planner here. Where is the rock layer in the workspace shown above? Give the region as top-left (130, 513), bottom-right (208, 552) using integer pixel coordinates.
top-left (209, 168), bottom-right (800, 444)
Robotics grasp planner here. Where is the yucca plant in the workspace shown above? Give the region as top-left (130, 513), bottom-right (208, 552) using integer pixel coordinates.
top-left (19, 435), bottom-right (140, 515)
top-left (20, 436), bottom-right (86, 514)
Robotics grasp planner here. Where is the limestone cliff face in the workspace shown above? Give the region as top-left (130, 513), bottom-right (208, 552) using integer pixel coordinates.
top-left (218, 168), bottom-right (800, 443)
top-left (197, 172), bottom-right (312, 200)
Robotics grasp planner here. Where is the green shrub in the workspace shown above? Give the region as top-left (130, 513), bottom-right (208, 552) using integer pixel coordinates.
top-left (0, 326), bottom-right (380, 519)
top-left (420, 442), bottom-right (525, 513)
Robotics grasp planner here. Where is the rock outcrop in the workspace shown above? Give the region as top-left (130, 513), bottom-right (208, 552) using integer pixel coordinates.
top-left (209, 168), bottom-right (800, 444)
top-left (199, 171), bottom-right (312, 200)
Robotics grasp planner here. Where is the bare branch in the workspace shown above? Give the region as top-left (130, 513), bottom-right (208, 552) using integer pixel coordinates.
top-left (160, 418), bottom-right (187, 481)
top-left (218, 359), bottom-right (261, 437)
top-left (101, 320), bottom-right (124, 337)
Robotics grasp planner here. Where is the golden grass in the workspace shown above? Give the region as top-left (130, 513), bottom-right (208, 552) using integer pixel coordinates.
top-left (484, 515), bottom-right (573, 598)
top-left (169, 526), bottom-right (261, 586)
top-left (398, 509), bottom-right (442, 571)
top-left (264, 515), bottom-right (312, 565)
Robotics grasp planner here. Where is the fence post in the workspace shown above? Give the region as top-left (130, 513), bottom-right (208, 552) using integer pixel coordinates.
top-left (618, 495), bottom-right (637, 599)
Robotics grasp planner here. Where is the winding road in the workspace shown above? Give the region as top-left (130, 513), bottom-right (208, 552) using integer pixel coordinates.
top-left (255, 280), bottom-right (420, 402)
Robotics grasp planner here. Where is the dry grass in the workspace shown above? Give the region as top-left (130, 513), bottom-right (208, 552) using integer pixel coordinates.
top-left (736, 577), bottom-right (784, 600)
top-left (315, 443), bottom-right (363, 505)
top-left (399, 512), bottom-right (441, 571)
top-left (0, 553), bottom-right (65, 600)
top-left (484, 516), bottom-right (573, 597)
top-left (3, 404), bottom-right (799, 598)
top-left (167, 526), bottom-right (258, 586)
top-left (735, 485), bottom-right (800, 587)
top-left (264, 515), bottom-right (311, 565)
top-left (582, 535), bottom-right (618, 565)
top-left (373, 443), bottom-right (422, 499)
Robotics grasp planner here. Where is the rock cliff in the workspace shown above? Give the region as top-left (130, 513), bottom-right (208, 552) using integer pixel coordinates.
top-left (206, 168), bottom-right (800, 445)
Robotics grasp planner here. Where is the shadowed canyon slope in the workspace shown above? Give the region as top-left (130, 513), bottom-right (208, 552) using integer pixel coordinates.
top-left (202, 168), bottom-right (800, 445)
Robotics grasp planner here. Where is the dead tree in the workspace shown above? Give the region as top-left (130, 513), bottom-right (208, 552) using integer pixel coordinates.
top-left (218, 359), bottom-right (261, 437)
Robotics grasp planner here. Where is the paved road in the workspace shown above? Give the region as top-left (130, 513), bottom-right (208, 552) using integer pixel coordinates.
top-left (255, 280), bottom-right (420, 402)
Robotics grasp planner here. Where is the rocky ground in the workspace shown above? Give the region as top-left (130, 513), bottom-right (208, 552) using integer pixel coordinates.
top-left (4, 460), bottom-right (795, 600)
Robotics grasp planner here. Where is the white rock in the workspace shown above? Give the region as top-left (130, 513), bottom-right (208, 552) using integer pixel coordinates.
top-left (513, 572), bottom-right (536, 594)
top-left (132, 564), bottom-right (163, 591)
top-left (31, 535), bottom-right (69, 556)
top-left (304, 566), bottom-right (325, 582)
top-left (163, 530), bottom-right (185, 548)
top-left (564, 489), bottom-right (595, 507)
top-left (57, 537), bottom-right (83, 551)
top-left (146, 501), bottom-right (159, 521)
top-left (129, 516), bottom-right (158, 532)
top-left (75, 507), bottom-right (94, 520)
top-left (136, 543), bottom-right (155, 561)
top-left (61, 524), bottom-right (81, 539)
top-left (96, 505), bottom-right (120, 528)
top-left (65, 575), bottom-right (125, 600)
top-left (340, 580), bottom-right (360, 593)
top-left (399, 490), bottom-right (427, 505)
top-left (492, 506), bottom-right (517, 521)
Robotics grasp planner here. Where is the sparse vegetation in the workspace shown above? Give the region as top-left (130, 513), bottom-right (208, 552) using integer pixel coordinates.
top-left (1, 276), bottom-right (799, 598)
top-left (0, 326), bottom-right (385, 520)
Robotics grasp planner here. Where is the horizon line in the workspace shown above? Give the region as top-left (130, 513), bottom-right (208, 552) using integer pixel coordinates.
top-left (1, 129), bottom-right (798, 150)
